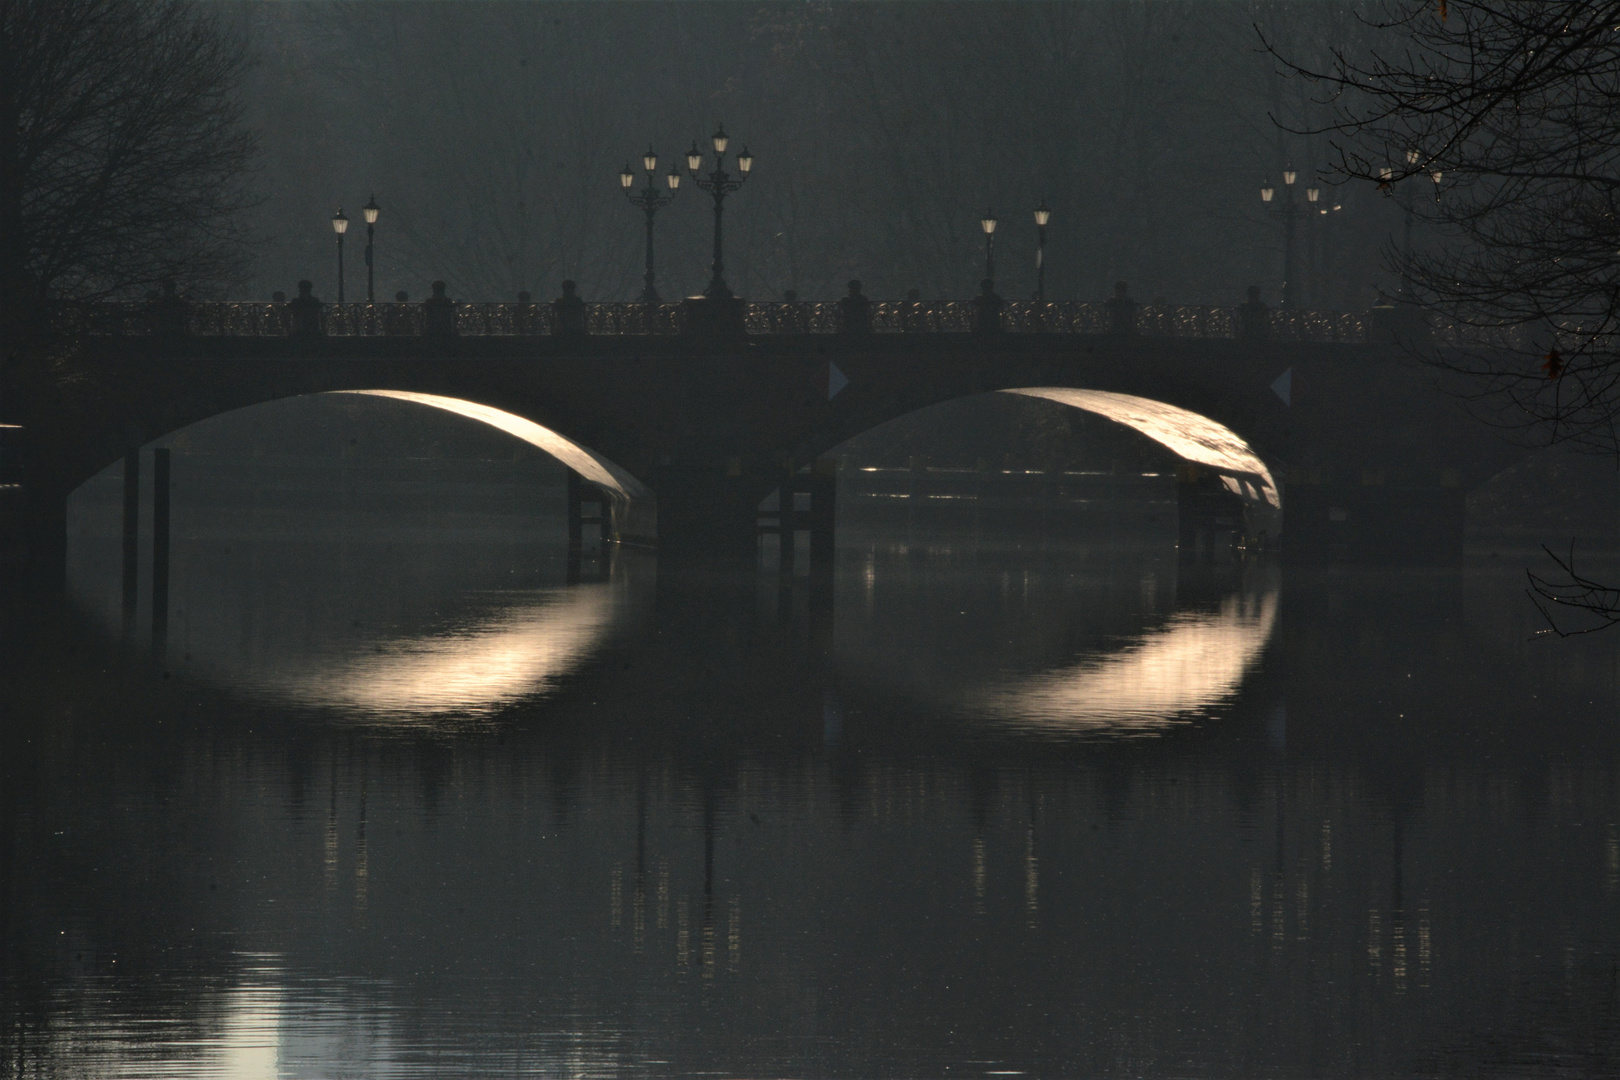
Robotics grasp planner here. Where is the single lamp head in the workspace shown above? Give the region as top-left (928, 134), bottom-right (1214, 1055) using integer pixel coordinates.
top-left (362, 195), bottom-right (379, 225)
top-left (1033, 200), bottom-right (1051, 227)
top-left (1379, 166), bottom-right (1394, 181)
top-left (1407, 148), bottom-right (1421, 165)
top-left (1306, 187), bottom-right (1320, 203)
top-left (1260, 185), bottom-right (1275, 203)
top-left (712, 124), bottom-right (728, 155)
top-left (620, 164), bottom-right (635, 190)
top-left (1430, 169), bottom-right (1443, 184)
top-left (981, 208), bottom-right (997, 235)
top-left (687, 141), bottom-right (703, 173)
top-left (666, 166), bottom-right (681, 191)
top-left (643, 147), bottom-right (657, 174)
top-left (1282, 168), bottom-right (1297, 186)
top-left (736, 147), bottom-right (752, 175)
top-left (331, 208), bottom-right (349, 235)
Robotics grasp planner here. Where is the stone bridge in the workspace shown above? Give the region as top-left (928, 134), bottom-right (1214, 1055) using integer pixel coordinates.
top-left (1, 289), bottom-right (1526, 576)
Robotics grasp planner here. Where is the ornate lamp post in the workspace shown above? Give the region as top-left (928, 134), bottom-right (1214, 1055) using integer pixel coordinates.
top-left (1381, 149), bottom-right (1442, 298)
top-left (980, 208), bottom-right (998, 284)
top-left (688, 125), bottom-right (752, 299)
top-left (1259, 167), bottom-right (1306, 308)
top-left (362, 195), bottom-right (380, 303)
top-left (620, 147), bottom-right (682, 301)
top-left (331, 208), bottom-right (349, 303)
top-left (1033, 200), bottom-right (1051, 301)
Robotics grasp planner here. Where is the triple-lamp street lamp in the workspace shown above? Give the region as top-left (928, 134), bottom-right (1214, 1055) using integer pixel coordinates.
top-left (688, 124), bottom-right (752, 300)
top-left (1259, 167), bottom-right (1319, 309)
top-left (620, 148), bottom-right (682, 302)
top-left (1379, 149), bottom-right (1442, 298)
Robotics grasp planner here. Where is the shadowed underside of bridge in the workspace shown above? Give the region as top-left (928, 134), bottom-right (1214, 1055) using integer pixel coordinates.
top-left (8, 331), bottom-right (1528, 573)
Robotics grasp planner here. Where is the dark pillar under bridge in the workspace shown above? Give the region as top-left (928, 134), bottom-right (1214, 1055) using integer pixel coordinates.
top-left (122, 449), bottom-right (139, 619)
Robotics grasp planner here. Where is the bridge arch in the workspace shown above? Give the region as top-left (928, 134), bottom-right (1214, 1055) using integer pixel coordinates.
top-left (998, 388), bottom-right (1279, 511)
top-left (77, 390), bottom-right (656, 544)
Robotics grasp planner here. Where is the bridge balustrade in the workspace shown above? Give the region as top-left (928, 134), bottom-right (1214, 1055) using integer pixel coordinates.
top-left (84, 297), bottom-right (1394, 342)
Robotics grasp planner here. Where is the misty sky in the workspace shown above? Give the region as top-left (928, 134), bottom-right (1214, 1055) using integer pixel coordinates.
top-left (232, 2), bottom-right (1402, 309)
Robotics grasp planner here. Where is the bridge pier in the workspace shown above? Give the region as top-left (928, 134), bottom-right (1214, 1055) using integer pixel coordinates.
top-left (1177, 466), bottom-right (1249, 562)
top-left (20, 488), bottom-right (66, 589)
top-left (760, 462), bottom-right (838, 574)
top-left (1281, 480), bottom-right (1465, 565)
top-left (651, 473), bottom-right (764, 569)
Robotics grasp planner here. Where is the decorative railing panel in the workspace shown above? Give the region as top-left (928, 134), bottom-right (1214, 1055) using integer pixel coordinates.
top-left (870, 301), bottom-right (975, 333)
top-left (586, 302), bottom-right (684, 335)
top-left (745, 302), bottom-right (841, 334)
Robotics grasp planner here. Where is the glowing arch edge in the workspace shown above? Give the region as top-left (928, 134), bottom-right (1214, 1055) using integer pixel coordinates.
top-left (1002, 388), bottom-right (1279, 508)
top-left (338, 390), bottom-right (651, 501)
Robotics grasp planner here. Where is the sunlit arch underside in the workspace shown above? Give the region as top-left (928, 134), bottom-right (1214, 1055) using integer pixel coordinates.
top-left (974, 584), bottom-right (1279, 735)
top-left (339, 389), bottom-right (651, 501)
top-left (1002, 388), bottom-right (1279, 508)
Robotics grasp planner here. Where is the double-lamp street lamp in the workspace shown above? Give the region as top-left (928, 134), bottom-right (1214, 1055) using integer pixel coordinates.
top-left (1259, 167), bottom-right (1319, 309)
top-left (980, 202), bottom-right (1052, 297)
top-left (331, 199), bottom-right (382, 304)
top-left (689, 124), bottom-right (753, 300)
top-left (620, 148), bottom-right (682, 301)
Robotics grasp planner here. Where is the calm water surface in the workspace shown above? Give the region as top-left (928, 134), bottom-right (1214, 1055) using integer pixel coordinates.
top-left (4, 474), bottom-right (1620, 1079)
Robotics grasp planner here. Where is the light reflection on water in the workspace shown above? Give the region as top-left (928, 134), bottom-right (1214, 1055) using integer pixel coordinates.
top-left (13, 476), bottom-right (1620, 1078)
top-left (975, 581), bottom-right (1278, 734)
top-left (241, 579), bottom-right (633, 720)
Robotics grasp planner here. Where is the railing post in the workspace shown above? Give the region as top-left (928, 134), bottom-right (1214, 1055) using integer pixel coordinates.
top-left (152, 278), bottom-right (189, 342)
top-left (838, 280), bottom-right (872, 335)
top-left (423, 280), bottom-right (456, 339)
top-left (1237, 285), bottom-right (1271, 342)
top-left (971, 278), bottom-right (1004, 334)
top-left (1106, 281), bottom-right (1139, 336)
top-left (286, 280), bottom-right (324, 338)
top-left (553, 280), bottom-right (586, 337)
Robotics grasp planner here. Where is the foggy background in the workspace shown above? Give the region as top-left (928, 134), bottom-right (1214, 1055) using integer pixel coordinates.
top-left (231, 1), bottom-right (1397, 308)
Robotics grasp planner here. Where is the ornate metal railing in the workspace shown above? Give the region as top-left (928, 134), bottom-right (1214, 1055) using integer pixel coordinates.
top-left (88, 298), bottom-right (1377, 342)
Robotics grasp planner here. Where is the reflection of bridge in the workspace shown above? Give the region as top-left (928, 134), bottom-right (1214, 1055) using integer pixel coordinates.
top-left (6, 290), bottom-right (1525, 576)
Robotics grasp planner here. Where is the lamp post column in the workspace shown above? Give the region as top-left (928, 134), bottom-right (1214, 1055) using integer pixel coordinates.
top-left (709, 185), bottom-right (728, 298)
top-left (981, 208), bottom-right (997, 286)
top-left (331, 208), bottom-right (349, 304)
top-left (644, 204), bottom-right (658, 300)
top-left (1282, 209), bottom-right (1296, 310)
top-left (1033, 200), bottom-right (1050, 301)
top-left (363, 195), bottom-right (379, 304)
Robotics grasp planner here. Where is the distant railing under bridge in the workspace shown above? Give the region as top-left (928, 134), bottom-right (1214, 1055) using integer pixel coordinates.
top-left (92, 297), bottom-right (1375, 343)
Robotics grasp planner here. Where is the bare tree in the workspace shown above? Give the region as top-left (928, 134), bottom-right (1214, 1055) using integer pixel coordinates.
top-left (1273, 2), bottom-right (1620, 445)
top-left (1272, 1), bottom-right (1620, 632)
top-left (0, 0), bottom-right (256, 372)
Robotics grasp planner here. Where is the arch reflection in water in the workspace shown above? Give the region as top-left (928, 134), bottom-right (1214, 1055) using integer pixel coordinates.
top-left (253, 578), bottom-right (632, 720)
top-left (975, 577), bottom-right (1279, 736)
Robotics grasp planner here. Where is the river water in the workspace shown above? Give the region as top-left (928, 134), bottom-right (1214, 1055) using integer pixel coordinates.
top-left (4, 455), bottom-right (1620, 1079)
